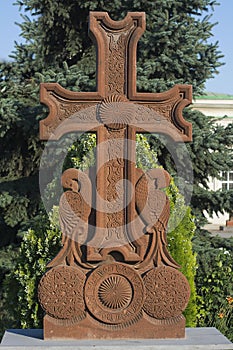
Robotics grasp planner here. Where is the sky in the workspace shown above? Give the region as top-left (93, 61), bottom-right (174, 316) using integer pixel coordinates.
top-left (0, 0), bottom-right (233, 95)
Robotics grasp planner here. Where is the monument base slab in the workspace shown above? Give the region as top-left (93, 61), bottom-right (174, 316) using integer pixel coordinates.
top-left (1, 328), bottom-right (233, 350)
top-left (43, 313), bottom-right (185, 340)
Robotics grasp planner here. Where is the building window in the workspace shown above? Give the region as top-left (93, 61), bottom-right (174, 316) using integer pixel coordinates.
top-left (221, 171), bottom-right (233, 190)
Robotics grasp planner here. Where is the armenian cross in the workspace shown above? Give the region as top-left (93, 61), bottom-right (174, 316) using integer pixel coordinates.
top-left (38, 12), bottom-right (192, 340)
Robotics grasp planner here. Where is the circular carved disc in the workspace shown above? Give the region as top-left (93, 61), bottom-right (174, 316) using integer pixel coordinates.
top-left (84, 263), bottom-right (144, 324)
top-left (143, 266), bottom-right (190, 319)
top-left (38, 265), bottom-right (86, 320)
top-left (98, 95), bottom-right (134, 129)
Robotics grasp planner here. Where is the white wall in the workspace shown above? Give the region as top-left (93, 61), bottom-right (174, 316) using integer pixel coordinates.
top-left (192, 98), bottom-right (233, 227)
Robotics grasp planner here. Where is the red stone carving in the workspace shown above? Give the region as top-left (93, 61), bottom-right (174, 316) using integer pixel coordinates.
top-left (98, 275), bottom-right (132, 309)
top-left (135, 168), bottom-right (180, 269)
top-left (143, 266), bottom-right (190, 319)
top-left (47, 168), bottom-right (92, 269)
top-left (40, 13), bottom-right (192, 141)
top-left (84, 263), bottom-right (144, 325)
top-left (38, 265), bottom-right (86, 321)
top-left (38, 11), bottom-right (192, 340)
top-left (98, 95), bottom-right (133, 129)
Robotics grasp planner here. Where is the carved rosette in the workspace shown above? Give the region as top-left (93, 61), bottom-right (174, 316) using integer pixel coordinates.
top-left (143, 266), bottom-right (190, 319)
top-left (38, 265), bottom-right (86, 321)
top-left (84, 263), bottom-right (144, 325)
top-left (98, 95), bottom-right (135, 129)
top-left (98, 275), bottom-right (132, 309)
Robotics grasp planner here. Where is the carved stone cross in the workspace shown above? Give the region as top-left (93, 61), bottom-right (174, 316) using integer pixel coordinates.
top-left (39, 12), bottom-right (192, 340)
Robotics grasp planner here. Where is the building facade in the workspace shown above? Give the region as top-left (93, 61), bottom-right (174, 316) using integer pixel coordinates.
top-left (192, 94), bottom-right (233, 227)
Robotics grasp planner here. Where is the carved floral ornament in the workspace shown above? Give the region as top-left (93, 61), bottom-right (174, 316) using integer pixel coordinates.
top-left (38, 263), bottom-right (190, 328)
top-left (40, 91), bottom-right (192, 141)
top-left (98, 95), bottom-right (132, 129)
top-left (38, 265), bottom-right (86, 321)
top-left (84, 263), bottom-right (144, 325)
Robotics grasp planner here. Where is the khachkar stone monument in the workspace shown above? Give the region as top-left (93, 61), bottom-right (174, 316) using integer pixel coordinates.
top-left (38, 12), bottom-right (193, 339)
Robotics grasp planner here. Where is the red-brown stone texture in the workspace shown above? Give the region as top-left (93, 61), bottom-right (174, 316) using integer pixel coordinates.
top-left (38, 11), bottom-right (192, 339)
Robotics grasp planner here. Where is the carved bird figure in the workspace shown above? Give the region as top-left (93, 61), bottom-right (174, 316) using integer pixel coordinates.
top-left (135, 168), bottom-right (179, 269)
top-left (47, 168), bottom-right (92, 268)
top-left (59, 168), bottom-right (91, 244)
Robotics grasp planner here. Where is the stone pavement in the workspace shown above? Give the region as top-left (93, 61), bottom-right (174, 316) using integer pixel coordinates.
top-left (1, 328), bottom-right (233, 350)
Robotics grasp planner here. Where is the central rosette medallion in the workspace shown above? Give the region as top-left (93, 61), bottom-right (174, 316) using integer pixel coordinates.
top-left (98, 275), bottom-right (132, 309)
top-left (84, 263), bottom-right (144, 325)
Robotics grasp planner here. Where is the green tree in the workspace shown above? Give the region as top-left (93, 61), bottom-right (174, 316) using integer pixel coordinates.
top-left (0, 0), bottom-right (232, 248)
top-left (0, 0), bottom-right (232, 335)
top-left (17, 0), bottom-right (223, 94)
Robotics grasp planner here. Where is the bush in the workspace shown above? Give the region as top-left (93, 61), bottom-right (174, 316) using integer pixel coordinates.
top-left (193, 230), bottom-right (233, 341)
top-left (167, 184), bottom-right (197, 327)
top-left (0, 245), bottom-right (19, 337)
top-left (2, 210), bottom-right (61, 330)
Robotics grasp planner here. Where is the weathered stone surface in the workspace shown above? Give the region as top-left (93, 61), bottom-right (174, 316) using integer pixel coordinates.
top-left (38, 11), bottom-right (193, 339)
top-left (1, 328), bottom-right (233, 348)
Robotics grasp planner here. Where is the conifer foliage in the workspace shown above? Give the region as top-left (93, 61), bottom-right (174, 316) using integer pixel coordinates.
top-left (0, 0), bottom-right (232, 245)
top-left (0, 0), bottom-right (232, 337)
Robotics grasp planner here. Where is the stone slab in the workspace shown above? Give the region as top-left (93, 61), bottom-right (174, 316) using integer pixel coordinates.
top-left (1, 328), bottom-right (233, 350)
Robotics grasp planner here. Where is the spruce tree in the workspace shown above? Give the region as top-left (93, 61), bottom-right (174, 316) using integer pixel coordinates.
top-left (0, 0), bottom-right (232, 243)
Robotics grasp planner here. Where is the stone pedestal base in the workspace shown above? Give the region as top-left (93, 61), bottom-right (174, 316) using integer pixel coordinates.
top-left (1, 328), bottom-right (233, 349)
top-left (44, 313), bottom-right (185, 340)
